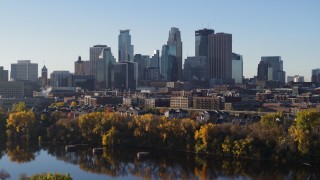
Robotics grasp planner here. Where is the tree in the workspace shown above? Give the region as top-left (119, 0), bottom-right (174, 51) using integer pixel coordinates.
top-left (289, 110), bottom-right (320, 156)
top-left (260, 111), bottom-right (284, 125)
top-left (194, 123), bottom-right (215, 153)
top-left (49, 102), bottom-right (65, 108)
top-left (78, 112), bottom-right (104, 142)
top-left (102, 126), bottom-right (120, 146)
top-left (222, 136), bottom-right (234, 156)
top-left (70, 101), bottom-right (77, 107)
top-left (6, 111), bottom-right (36, 138)
top-left (11, 102), bottom-right (27, 112)
top-left (27, 172), bottom-right (72, 180)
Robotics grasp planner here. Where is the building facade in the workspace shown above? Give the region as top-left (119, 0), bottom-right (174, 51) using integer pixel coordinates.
top-left (287, 75), bottom-right (304, 83)
top-left (118, 30), bottom-right (134, 62)
top-left (149, 50), bottom-right (160, 68)
top-left (183, 56), bottom-right (209, 81)
top-left (0, 82), bottom-right (24, 98)
top-left (166, 27), bottom-right (183, 81)
top-left (193, 96), bottom-right (222, 110)
top-left (195, 28), bottom-right (215, 57)
top-left (75, 56), bottom-right (90, 76)
top-left (90, 45), bottom-right (108, 78)
top-left (232, 53), bottom-right (243, 84)
top-left (134, 54), bottom-right (150, 81)
top-left (112, 62), bottom-right (138, 91)
top-left (96, 47), bottom-right (116, 89)
top-left (208, 33), bottom-right (232, 83)
top-left (312, 69), bottom-right (320, 83)
top-left (0, 66), bottom-right (8, 82)
top-left (170, 96), bottom-right (191, 109)
top-left (50, 71), bottom-right (71, 87)
top-left (11, 60), bottom-right (38, 81)
top-left (257, 56), bottom-right (286, 84)
top-left (68, 75), bottom-right (95, 91)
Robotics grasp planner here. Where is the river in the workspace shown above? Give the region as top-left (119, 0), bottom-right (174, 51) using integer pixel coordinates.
top-left (0, 141), bottom-right (319, 180)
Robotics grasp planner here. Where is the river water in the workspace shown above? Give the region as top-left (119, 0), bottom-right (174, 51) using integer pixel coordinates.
top-left (0, 141), bottom-right (319, 180)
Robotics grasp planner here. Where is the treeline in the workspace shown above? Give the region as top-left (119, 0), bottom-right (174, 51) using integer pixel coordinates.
top-left (2, 102), bottom-right (320, 162)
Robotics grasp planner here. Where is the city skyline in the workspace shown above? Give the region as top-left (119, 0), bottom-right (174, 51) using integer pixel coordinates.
top-left (0, 1), bottom-right (319, 81)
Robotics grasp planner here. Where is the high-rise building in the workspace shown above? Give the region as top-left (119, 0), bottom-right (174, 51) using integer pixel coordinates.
top-left (111, 61), bottom-right (138, 91)
top-left (90, 45), bottom-right (108, 77)
top-left (232, 53), bottom-right (243, 84)
top-left (166, 27), bottom-right (183, 81)
top-left (312, 69), bottom-right (320, 83)
top-left (208, 33), bottom-right (232, 83)
top-left (257, 56), bottom-right (286, 84)
top-left (149, 50), bottom-right (160, 68)
top-left (118, 30), bottom-right (134, 62)
top-left (96, 47), bottom-right (116, 89)
top-left (160, 45), bottom-right (169, 80)
top-left (89, 45), bottom-right (116, 89)
top-left (183, 56), bottom-right (209, 81)
top-left (50, 71), bottom-right (71, 87)
top-left (75, 56), bottom-right (90, 75)
top-left (195, 28), bottom-right (215, 57)
top-left (287, 75), bottom-right (304, 83)
top-left (11, 60), bottom-right (38, 81)
top-left (134, 54), bottom-right (149, 81)
top-left (0, 66), bottom-right (8, 82)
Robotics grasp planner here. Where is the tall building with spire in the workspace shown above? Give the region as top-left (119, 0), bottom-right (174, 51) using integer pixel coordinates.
top-left (166, 27), bottom-right (182, 81)
top-left (118, 30), bottom-right (134, 62)
top-left (41, 65), bottom-right (48, 87)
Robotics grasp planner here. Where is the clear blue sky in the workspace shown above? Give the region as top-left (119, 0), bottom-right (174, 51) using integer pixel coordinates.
top-left (1, 0), bottom-right (319, 81)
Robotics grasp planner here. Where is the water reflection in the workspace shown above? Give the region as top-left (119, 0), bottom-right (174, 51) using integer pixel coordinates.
top-left (1, 141), bottom-right (319, 179)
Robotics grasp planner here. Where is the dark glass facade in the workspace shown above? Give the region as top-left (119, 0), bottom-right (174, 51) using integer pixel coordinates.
top-left (195, 29), bottom-right (215, 58)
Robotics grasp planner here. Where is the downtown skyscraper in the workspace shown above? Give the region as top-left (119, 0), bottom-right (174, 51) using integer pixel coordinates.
top-left (208, 33), bottom-right (232, 83)
top-left (118, 30), bottom-right (134, 62)
top-left (257, 56), bottom-right (286, 85)
top-left (161, 27), bottom-right (182, 81)
top-left (195, 28), bottom-right (215, 58)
